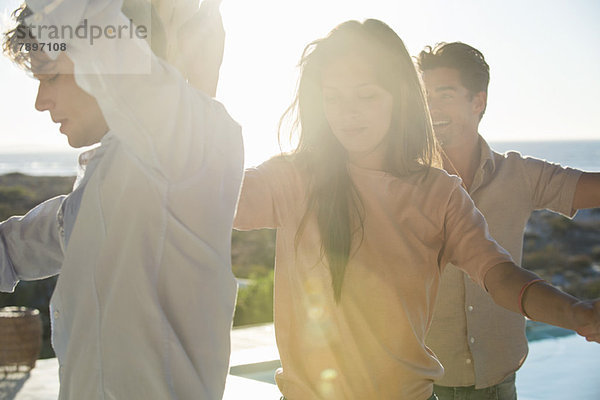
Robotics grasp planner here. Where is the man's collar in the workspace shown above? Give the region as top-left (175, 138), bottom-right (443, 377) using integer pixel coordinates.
top-left (77, 130), bottom-right (114, 167)
top-left (477, 134), bottom-right (496, 175)
top-left (100, 130), bottom-right (115, 146)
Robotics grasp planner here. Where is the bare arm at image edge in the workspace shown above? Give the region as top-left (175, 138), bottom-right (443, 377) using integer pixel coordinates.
top-left (484, 261), bottom-right (600, 343)
top-left (572, 172), bottom-right (600, 210)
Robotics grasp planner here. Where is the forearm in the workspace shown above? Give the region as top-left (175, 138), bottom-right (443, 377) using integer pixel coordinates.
top-left (484, 262), bottom-right (583, 330)
top-left (26, 0), bottom-right (230, 178)
top-left (572, 172), bottom-right (600, 210)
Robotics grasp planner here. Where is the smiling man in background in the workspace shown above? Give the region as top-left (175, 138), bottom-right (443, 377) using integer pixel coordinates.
top-left (0, 0), bottom-right (242, 398)
top-left (417, 42), bottom-right (600, 400)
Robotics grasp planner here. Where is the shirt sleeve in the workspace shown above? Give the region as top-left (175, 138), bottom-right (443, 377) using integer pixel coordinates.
top-left (234, 166), bottom-right (280, 230)
top-left (234, 156), bottom-right (300, 230)
top-left (519, 154), bottom-right (582, 217)
top-left (26, 0), bottom-right (241, 181)
top-left (0, 195), bottom-right (65, 292)
top-left (440, 180), bottom-right (514, 289)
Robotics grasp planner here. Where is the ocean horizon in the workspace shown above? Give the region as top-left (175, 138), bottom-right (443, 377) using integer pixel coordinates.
top-left (0, 139), bottom-right (599, 176)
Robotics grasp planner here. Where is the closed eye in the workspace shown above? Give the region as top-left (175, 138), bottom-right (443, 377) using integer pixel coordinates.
top-left (322, 90), bottom-right (339, 104)
top-left (356, 86), bottom-right (379, 99)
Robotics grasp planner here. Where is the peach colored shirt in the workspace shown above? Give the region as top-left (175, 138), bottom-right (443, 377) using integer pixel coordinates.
top-left (235, 156), bottom-right (513, 400)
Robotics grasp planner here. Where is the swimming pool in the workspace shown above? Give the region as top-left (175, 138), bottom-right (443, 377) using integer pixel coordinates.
top-left (229, 359), bottom-right (281, 385)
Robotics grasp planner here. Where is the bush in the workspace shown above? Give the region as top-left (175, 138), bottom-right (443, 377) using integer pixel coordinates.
top-left (231, 229), bottom-right (275, 278)
top-left (568, 279), bottom-right (600, 300)
top-left (547, 215), bottom-right (575, 237)
top-left (231, 228), bottom-right (276, 327)
top-left (0, 174), bottom-right (74, 220)
top-left (0, 186), bottom-right (35, 217)
top-left (591, 245), bottom-right (600, 262)
top-left (522, 245), bottom-right (567, 272)
top-left (233, 271), bottom-right (274, 326)
top-left (566, 254), bottom-right (592, 273)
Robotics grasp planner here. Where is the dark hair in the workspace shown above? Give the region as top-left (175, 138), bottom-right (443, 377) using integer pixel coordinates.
top-left (417, 42), bottom-right (490, 118)
top-left (281, 19), bottom-right (438, 302)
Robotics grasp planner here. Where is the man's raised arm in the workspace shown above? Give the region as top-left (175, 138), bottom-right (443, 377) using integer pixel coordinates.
top-left (25, 0), bottom-right (240, 180)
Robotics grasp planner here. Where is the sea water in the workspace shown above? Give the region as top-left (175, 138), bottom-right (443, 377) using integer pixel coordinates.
top-left (0, 140), bottom-right (599, 176)
top-left (0, 151), bottom-right (79, 176)
top-left (490, 140), bottom-right (600, 171)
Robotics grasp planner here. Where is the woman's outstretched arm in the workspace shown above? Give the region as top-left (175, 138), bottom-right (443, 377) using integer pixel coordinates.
top-left (484, 261), bottom-right (600, 343)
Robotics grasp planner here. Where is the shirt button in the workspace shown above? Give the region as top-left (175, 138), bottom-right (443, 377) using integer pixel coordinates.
top-left (467, 305), bottom-right (474, 312)
top-left (470, 337), bottom-right (475, 344)
top-left (466, 358), bottom-right (472, 364)
top-left (53, 310), bottom-right (60, 320)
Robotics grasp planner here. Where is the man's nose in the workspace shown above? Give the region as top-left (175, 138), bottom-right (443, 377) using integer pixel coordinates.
top-left (35, 82), bottom-right (54, 112)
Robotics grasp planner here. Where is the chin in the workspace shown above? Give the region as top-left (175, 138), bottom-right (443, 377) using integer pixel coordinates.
top-left (66, 131), bottom-right (103, 148)
top-left (67, 137), bottom-right (90, 149)
top-left (66, 138), bottom-right (83, 148)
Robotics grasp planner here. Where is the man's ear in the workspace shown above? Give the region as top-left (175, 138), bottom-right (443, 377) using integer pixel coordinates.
top-left (472, 91), bottom-right (487, 116)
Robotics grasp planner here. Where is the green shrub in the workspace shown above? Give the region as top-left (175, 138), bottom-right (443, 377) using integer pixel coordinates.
top-left (231, 229), bottom-right (275, 278)
top-left (233, 271), bottom-right (274, 326)
top-left (568, 279), bottom-right (600, 300)
top-left (591, 245), bottom-right (600, 262)
top-left (566, 254), bottom-right (593, 272)
top-left (522, 245), bottom-right (567, 272)
top-left (547, 215), bottom-right (575, 237)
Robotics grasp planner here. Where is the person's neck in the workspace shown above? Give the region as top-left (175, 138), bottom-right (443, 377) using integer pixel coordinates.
top-left (442, 133), bottom-right (480, 190)
top-left (348, 143), bottom-right (386, 171)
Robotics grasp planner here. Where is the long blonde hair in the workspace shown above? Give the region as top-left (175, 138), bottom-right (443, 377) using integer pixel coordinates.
top-left (280, 19), bottom-right (438, 302)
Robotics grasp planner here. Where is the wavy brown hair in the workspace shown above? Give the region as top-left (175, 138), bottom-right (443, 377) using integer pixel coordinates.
top-left (2, 4), bottom-right (35, 72)
top-left (281, 19), bottom-right (438, 302)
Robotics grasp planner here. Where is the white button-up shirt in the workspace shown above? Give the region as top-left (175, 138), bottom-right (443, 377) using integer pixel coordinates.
top-left (0, 0), bottom-right (244, 398)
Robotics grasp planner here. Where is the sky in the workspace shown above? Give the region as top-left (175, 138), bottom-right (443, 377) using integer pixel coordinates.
top-left (0, 0), bottom-right (599, 166)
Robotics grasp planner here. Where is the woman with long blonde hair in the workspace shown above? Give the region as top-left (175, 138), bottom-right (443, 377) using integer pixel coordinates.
top-left (235, 19), bottom-right (600, 400)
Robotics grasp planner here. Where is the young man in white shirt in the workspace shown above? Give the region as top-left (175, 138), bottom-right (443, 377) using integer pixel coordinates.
top-left (1, 0), bottom-right (242, 398)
